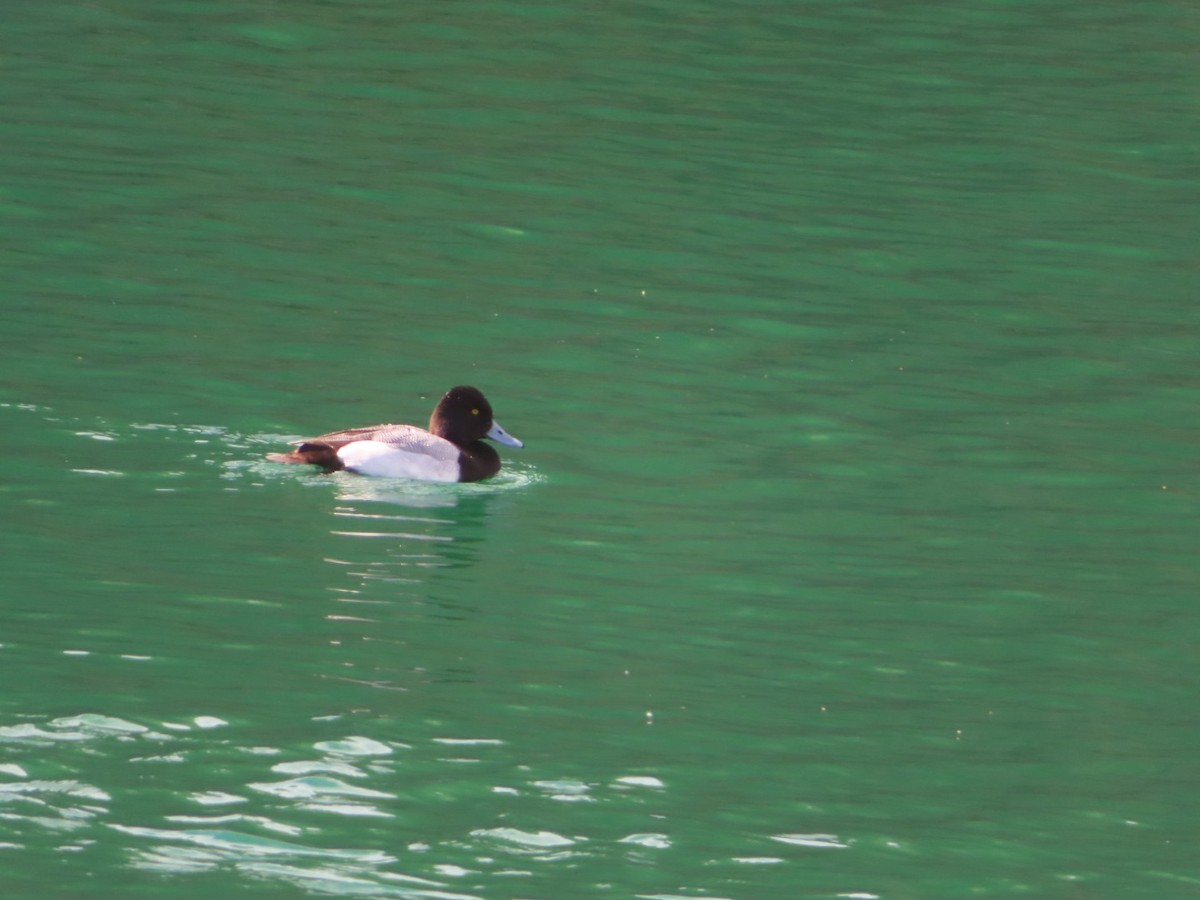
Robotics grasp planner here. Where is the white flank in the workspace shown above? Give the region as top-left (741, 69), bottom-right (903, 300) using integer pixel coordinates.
top-left (337, 440), bottom-right (460, 481)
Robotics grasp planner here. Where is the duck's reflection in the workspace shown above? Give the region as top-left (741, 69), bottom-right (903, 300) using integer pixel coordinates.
top-left (332, 475), bottom-right (466, 510)
top-left (315, 467), bottom-right (535, 626)
top-left (321, 473), bottom-right (516, 593)
top-left (315, 479), bottom-right (513, 693)
top-left (326, 507), bottom-right (455, 588)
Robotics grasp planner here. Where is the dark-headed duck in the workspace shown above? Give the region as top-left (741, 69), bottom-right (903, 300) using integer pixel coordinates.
top-left (268, 385), bottom-right (523, 482)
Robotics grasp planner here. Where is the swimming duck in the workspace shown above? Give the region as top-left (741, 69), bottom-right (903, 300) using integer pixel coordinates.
top-left (268, 385), bottom-right (523, 482)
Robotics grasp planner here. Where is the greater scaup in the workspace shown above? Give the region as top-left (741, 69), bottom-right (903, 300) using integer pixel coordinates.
top-left (268, 385), bottom-right (523, 482)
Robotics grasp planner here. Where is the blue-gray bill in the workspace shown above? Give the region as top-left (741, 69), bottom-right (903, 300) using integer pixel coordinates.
top-left (487, 420), bottom-right (523, 448)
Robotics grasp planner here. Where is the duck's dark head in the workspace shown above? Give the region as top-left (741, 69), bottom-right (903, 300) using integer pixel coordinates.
top-left (430, 385), bottom-right (523, 448)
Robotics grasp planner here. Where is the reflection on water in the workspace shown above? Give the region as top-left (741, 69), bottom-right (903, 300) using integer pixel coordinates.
top-left (308, 462), bottom-right (542, 602)
top-left (329, 465), bottom-right (542, 509)
top-left (324, 506), bottom-right (455, 600)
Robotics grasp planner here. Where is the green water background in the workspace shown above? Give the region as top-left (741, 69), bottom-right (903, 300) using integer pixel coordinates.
top-left (3, 2), bottom-right (1199, 898)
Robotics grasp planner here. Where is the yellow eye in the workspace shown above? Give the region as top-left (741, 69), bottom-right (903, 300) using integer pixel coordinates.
top-left (471, 408), bottom-right (480, 416)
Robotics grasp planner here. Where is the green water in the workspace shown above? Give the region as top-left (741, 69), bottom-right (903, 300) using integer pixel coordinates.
top-left (3, 1), bottom-right (1199, 898)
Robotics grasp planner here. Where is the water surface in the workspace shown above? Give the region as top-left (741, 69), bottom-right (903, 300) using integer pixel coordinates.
top-left (3, 1), bottom-right (1199, 898)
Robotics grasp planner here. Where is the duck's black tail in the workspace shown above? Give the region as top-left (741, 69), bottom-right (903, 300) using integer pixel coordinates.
top-left (266, 443), bottom-right (344, 473)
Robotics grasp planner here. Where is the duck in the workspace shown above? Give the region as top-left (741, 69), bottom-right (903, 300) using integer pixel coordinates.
top-left (268, 385), bottom-right (523, 482)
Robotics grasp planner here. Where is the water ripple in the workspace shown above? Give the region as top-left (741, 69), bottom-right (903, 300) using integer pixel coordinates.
top-left (112, 824), bottom-right (396, 863)
top-left (770, 832), bottom-right (850, 849)
top-left (249, 775), bottom-right (395, 802)
top-left (0, 707), bottom-right (863, 894)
